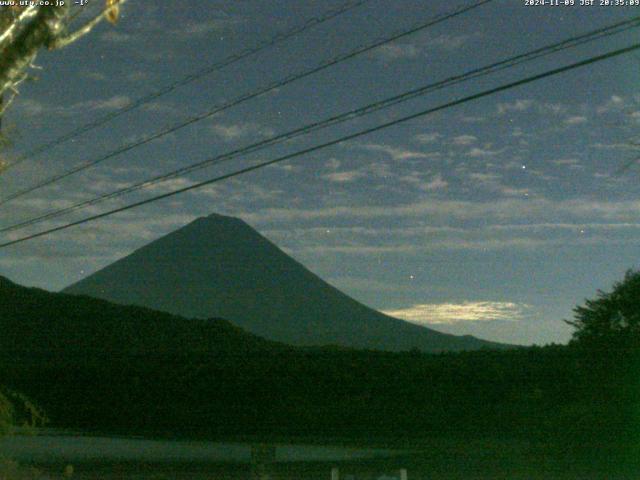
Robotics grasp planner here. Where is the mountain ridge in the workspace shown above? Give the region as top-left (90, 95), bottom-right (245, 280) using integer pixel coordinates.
top-left (0, 274), bottom-right (279, 357)
top-left (64, 213), bottom-right (505, 352)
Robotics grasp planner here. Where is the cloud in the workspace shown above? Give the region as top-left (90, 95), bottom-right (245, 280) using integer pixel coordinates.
top-left (552, 158), bottom-right (580, 166)
top-left (171, 17), bottom-right (241, 40)
top-left (459, 115), bottom-right (487, 123)
top-left (422, 33), bottom-right (478, 51)
top-left (467, 172), bottom-right (529, 197)
top-left (325, 158), bottom-right (341, 170)
top-left (263, 219), bottom-right (640, 259)
top-left (467, 147), bottom-right (502, 157)
top-left (596, 94), bottom-right (627, 114)
top-left (372, 33), bottom-right (477, 61)
top-left (382, 301), bottom-right (529, 325)
top-left (237, 198), bottom-right (640, 225)
top-left (452, 135), bottom-right (477, 146)
top-left (82, 71), bottom-right (107, 81)
top-left (420, 173), bottom-right (448, 191)
top-left (396, 172), bottom-right (447, 191)
top-left (590, 142), bottom-right (639, 151)
top-left (326, 276), bottom-right (406, 293)
top-left (101, 30), bottom-right (134, 43)
top-left (414, 132), bottom-right (441, 144)
top-left (497, 99), bottom-right (533, 115)
top-left (356, 143), bottom-right (437, 161)
top-left (374, 43), bottom-right (420, 60)
top-left (32, 96), bottom-right (133, 118)
top-left (564, 115), bottom-right (587, 126)
top-left (211, 122), bottom-right (274, 141)
top-left (11, 95), bottom-right (131, 118)
top-left (322, 170), bottom-right (365, 183)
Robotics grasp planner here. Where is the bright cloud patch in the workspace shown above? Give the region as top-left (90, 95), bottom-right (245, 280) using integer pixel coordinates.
top-left (382, 301), bottom-right (529, 325)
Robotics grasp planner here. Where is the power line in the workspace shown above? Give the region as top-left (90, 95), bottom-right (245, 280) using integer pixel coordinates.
top-left (2, 15), bottom-right (639, 234)
top-left (0, 0), bottom-right (495, 207)
top-left (2, 41), bottom-right (638, 249)
top-left (2, 0), bottom-right (371, 171)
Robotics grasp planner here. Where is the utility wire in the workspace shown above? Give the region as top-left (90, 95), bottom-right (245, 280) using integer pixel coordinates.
top-left (2, 15), bottom-right (639, 234)
top-left (2, 0), bottom-right (371, 171)
top-left (0, 0), bottom-right (494, 206)
top-left (1, 41), bottom-right (638, 249)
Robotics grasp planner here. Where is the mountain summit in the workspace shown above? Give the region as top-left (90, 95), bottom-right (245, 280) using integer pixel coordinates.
top-left (64, 213), bottom-right (502, 351)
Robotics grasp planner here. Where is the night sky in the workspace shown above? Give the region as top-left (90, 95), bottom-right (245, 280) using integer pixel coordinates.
top-left (1, 0), bottom-right (639, 345)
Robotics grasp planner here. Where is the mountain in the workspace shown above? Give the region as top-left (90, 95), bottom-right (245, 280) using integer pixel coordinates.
top-left (64, 213), bottom-right (502, 352)
top-left (0, 274), bottom-right (278, 357)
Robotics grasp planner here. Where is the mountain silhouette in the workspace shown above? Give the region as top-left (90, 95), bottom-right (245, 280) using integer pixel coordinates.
top-left (0, 274), bottom-right (276, 357)
top-left (64, 213), bottom-right (502, 351)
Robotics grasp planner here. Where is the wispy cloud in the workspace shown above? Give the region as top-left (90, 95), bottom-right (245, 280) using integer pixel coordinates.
top-left (466, 146), bottom-right (503, 157)
top-left (452, 135), bottom-right (477, 146)
top-left (564, 115), bottom-right (587, 126)
top-left (497, 99), bottom-right (533, 115)
top-left (420, 173), bottom-right (448, 191)
top-left (414, 132), bottom-right (441, 144)
top-left (322, 170), bottom-right (365, 183)
top-left (596, 94), bottom-right (626, 114)
top-left (211, 122), bottom-right (274, 141)
top-left (374, 43), bottom-right (420, 60)
top-left (422, 33), bottom-right (479, 51)
top-left (356, 143), bottom-right (438, 161)
top-left (12, 95), bottom-right (131, 118)
top-left (467, 172), bottom-right (529, 197)
top-left (237, 198), bottom-right (640, 225)
top-left (101, 30), bottom-right (134, 43)
top-left (382, 301), bottom-right (529, 325)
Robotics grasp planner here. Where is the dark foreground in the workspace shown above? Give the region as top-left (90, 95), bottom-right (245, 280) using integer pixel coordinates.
top-left (3, 437), bottom-right (638, 480)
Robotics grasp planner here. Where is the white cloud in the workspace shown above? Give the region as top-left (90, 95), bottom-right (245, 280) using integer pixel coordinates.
top-left (325, 158), bottom-right (341, 170)
top-left (85, 95), bottom-right (131, 111)
top-left (101, 30), bottom-right (134, 43)
top-left (597, 94), bottom-right (627, 114)
top-left (12, 95), bottom-right (131, 118)
top-left (552, 158), bottom-right (580, 166)
top-left (564, 115), bottom-right (587, 126)
top-left (237, 198), bottom-right (640, 225)
top-left (357, 143), bottom-right (437, 161)
top-left (467, 172), bottom-right (530, 197)
top-left (414, 132), bottom-right (441, 144)
top-left (459, 115), bottom-right (487, 123)
top-left (467, 147), bottom-right (502, 157)
top-left (322, 170), bottom-right (365, 183)
top-left (171, 17), bottom-right (240, 39)
top-left (497, 99), bottom-right (533, 115)
top-left (211, 122), bottom-right (274, 141)
top-left (452, 135), bottom-right (477, 146)
top-left (374, 43), bottom-right (420, 60)
top-left (590, 142), bottom-right (639, 151)
top-left (382, 301), bottom-right (529, 325)
top-left (423, 33), bottom-right (478, 51)
top-left (420, 173), bottom-right (448, 191)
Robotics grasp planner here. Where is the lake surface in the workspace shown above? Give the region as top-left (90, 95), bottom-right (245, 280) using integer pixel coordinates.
top-left (0, 433), bottom-right (626, 480)
top-left (0, 432), bottom-right (399, 464)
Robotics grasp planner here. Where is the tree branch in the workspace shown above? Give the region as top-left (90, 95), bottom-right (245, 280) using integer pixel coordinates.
top-left (50, 0), bottom-right (127, 50)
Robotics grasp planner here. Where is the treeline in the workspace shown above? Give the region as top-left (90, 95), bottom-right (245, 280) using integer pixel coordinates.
top-left (1, 345), bottom-right (636, 446)
top-left (0, 274), bottom-right (637, 448)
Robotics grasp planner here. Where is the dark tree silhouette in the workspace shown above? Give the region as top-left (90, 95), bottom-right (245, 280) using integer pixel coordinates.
top-left (567, 269), bottom-right (640, 349)
top-left (0, 391), bottom-right (11, 436)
